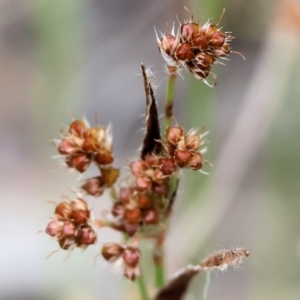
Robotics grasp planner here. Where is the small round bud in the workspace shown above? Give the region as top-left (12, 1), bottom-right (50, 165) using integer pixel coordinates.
top-left (143, 209), bottom-right (158, 224)
top-left (152, 169), bottom-right (166, 184)
top-left (66, 154), bottom-right (91, 173)
top-left (62, 221), bottom-right (77, 238)
top-left (94, 148), bottom-right (114, 165)
top-left (176, 42), bottom-right (195, 61)
top-left (122, 247), bottom-right (140, 268)
top-left (166, 127), bottom-right (184, 145)
top-left (81, 176), bottom-right (105, 197)
top-left (181, 23), bottom-right (199, 41)
top-left (102, 243), bottom-right (124, 262)
top-left (185, 134), bottom-right (201, 151)
top-left (124, 208), bottom-right (142, 225)
top-left (46, 220), bottom-right (64, 237)
top-left (137, 193), bottom-right (153, 209)
top-left (159, 157), bottom-right (177, 175)
top-left (71, 198), bottom-right (88, 211)
top-left (120, 187), bottom-right (134, 204)
top-left (69, 120), bottom-right (87, 137)
top-left (81, 135), bottom-right (98, 153)
top-left (58, 138), bottom-right (79, 155)
top-left (195, 53), bottom-right (214, 69)
top-left (153, 182), bottom-right (168, 196)
top-left (71, 209), bottom-right (90, 225)
top-left (112, 201), bottom-right (125, 217)
top-left (144, 155), bottom-right (159, 168)
top-left (100, 167), bottom-right (119, 187)
top-left (59, 238), bottom-right (76, 250)
top-left (130, 160), bottom-right (145, 176)
top-left (209, 31), bottom-right (225, 47)
top-left (187, 152), bottom-right (203, 170)
top-left (76, 225), bottom-right (97, 245)
top-left (174, 149), bottom-right (193, 168)
top-left (135, 176), bottom-right (151, 191)
top-left (160, 35), bottom-right (177, 55)
top-left (192, 32), bottom-right (208, 49)
top-left (206, 24), bottom-right (218, 36)
top-left (55, 202), bottom-right (72, 219)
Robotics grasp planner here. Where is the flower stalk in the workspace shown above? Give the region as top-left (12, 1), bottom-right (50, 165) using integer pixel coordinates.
top-left (44, 8), bottom-right (249, 300)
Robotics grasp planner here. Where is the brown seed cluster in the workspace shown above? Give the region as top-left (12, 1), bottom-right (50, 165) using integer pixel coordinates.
top-left (161, 126), bottom-right (208, 171)
top-left (109, 157), bottom-right (167, 237)
top-left (102, 243), bottom-right (140, 280)
top-left (46, 198), bottom-right (97, 250)
top-left (57, 119), bottom-right (114, 173)
top-left (156, 9), bottom-right (234, 84)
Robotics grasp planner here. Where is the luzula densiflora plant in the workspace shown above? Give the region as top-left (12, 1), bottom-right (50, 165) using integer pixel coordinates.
top-left (45, 8), bottom-right (249, 300)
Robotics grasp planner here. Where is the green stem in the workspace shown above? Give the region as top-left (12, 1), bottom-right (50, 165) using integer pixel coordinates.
top-left (136, 273), bottom-right (149, 300)
top-left (155, 263), bottom-right (165, 288)
top-left (164, 66), bottom-right (178, 133)
top-left (153, 230), bottom-right (166, 288)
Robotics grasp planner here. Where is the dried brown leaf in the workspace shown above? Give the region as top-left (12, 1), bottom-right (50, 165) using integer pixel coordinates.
top-left (153, 265), bottom-right (201, 300)
top-left (140, 63), bottom-right (162, 159)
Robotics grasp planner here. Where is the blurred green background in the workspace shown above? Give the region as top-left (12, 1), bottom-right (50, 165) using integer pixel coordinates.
top-left (1, 0), bottom-right (300, 299)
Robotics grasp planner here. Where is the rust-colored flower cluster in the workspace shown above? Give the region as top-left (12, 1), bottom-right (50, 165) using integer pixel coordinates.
top-left (156, 9), bottom-right (234, 84)
top-left (46, 197), bottom-right (97, 250)
top-left (57, 119), bottom-right (114, 173)
top-left (102, 242), bottom-right (140, 280)
top-left (161, 126), bottom-right (208, 171)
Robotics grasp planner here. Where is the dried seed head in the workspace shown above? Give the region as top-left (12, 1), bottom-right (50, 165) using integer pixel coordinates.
top-left (200, 248), bottom-right (250, 271)
top-left (156, 9), bottom-right (239, 85)
top-left (102, 243), bottom-right (124, 262)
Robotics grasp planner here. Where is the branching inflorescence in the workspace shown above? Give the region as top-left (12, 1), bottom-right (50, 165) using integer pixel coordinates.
top-left (45, 8), bottom-right (248, 300)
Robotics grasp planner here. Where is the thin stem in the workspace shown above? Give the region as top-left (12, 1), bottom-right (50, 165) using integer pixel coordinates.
top-left (164, 66), bottom-right (178, 133)
top-left (155, 263), bottom-right (165, 288)
top-left (153, 230), bottom-right (166, 288)
top-left (136, 273), bottom-right (149, 300)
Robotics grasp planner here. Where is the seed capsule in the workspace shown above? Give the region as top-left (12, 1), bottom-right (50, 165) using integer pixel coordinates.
top-left (174, 149), bottom-right (193, 168)
top-left (55, 202), bottom-right (72, 219)
top-left (166, 127), bottom-right (184, 145)
top-left (102, 243), bottom-right (124, 262)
